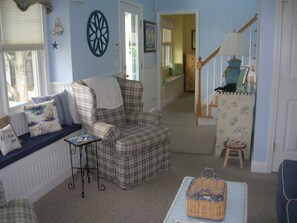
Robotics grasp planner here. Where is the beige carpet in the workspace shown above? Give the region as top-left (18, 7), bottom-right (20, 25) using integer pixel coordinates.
top-left (33, 93), bottom-right (277, 223)
top-left (34, 152), bottom-right (278, 223)
top-left (162, 93), bottom-right (216, 155)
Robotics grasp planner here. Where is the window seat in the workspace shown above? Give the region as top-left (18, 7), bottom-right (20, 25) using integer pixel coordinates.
top-left (0, 124), bottom-right (82, 169)
top-left (162, 74), bottom-right (184, 107)
top-left (0, 108), bottom-right (83, 203)
top-left (163, 74), bottom-right (184, 85)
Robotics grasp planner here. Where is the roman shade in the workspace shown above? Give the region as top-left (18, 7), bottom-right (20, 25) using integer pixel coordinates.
top-left (0, 0), bottom-right (43, 51)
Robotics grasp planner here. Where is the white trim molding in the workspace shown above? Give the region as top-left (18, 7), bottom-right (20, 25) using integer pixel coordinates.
top-left (251, 160), bottom-right (270, 173)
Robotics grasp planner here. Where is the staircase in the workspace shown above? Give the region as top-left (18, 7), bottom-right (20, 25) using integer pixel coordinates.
top-left (196, 14), bottom-right (258, 125)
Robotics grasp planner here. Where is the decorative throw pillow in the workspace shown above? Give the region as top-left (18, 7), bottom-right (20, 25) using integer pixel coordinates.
top-left (96, 105), bottom-right (126, 128)
top-left (0, 124), bottom-right (22, 156)
top-left (24, 100), bottom-right (62, 137)
top-left (171, 63), bottom-right (183, 75)
top-left (31, 90), bottom-right (74, 125)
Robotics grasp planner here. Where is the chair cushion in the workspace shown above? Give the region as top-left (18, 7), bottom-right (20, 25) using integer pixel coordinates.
top-left (96, 105), bottom-right (126, 128)
top-left (116, 124), bottom-right (170, 155)
top-left (171, 63), bottom-right (183, 75)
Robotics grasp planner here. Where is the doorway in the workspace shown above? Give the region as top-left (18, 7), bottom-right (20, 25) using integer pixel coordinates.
top-left (157, 11), bottom-right (198, 113)
top-left (158, 12), bottom-right (216, 154)
top-left (119, 0), bottom-right (143, 81)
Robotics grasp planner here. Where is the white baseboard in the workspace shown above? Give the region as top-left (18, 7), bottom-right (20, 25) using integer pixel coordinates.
top-left (251, 160), bottom-right (270, 173)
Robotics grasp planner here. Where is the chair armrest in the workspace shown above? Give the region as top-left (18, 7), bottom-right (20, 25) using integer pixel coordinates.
top-left (126, 111), bottom-right (161, 126)
top-left (0, 181), bottom-right (6, 207)
top-left (93, 122), bottom-right (120, 142)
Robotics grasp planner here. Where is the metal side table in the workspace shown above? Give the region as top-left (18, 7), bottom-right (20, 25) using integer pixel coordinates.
top-left (64, 134), bottom-right (105, 198)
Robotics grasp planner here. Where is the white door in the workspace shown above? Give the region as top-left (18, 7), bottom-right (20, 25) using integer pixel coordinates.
top-left (119, 1), bottom-right (142, 81)
top-left (272, 0), bottom-right (297, 171)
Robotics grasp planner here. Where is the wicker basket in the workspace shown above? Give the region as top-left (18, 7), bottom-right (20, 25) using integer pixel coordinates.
top-left (186, 168), bottom-right (227, 221)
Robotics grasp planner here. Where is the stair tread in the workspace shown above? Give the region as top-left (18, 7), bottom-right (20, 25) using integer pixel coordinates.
top-left (200, 115), bottom-right (215, 119)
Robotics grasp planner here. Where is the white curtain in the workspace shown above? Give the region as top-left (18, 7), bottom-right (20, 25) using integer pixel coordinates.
top-left (13, 0), bottom-right (52, 13)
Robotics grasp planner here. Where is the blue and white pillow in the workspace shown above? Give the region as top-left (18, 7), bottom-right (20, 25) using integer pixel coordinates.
top-left (31, 90), bottom-right (74, 125)
top-left (0, 124), bottom-right (22, 156)
top-left (24, 100), bottom-right (62, 137)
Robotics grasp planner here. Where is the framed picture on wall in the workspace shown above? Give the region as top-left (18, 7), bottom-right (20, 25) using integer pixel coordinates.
top-left (192, 30), bottom-right (196, 50)
top-left (144, 21), bottom-right (156, 52)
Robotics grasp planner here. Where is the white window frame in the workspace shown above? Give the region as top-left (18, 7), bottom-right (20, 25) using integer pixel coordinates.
top-left (161, 28), bottom-right (172, 68)
top-left (0, 6), bottom-right (49, 115)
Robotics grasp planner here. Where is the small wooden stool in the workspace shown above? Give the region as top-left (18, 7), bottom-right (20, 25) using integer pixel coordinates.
top-left (223, 139), bottom-right (246, 168)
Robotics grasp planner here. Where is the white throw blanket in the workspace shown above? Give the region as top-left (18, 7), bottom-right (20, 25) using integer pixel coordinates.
top-left (83, 76), bottom-right (123, 109)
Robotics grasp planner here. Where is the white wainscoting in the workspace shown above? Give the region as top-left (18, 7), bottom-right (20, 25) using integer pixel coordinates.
top-left (51, 82), bottom-right (78, 123)
top-left (0, 82), bottom-right (82, 203)
top-left (0, 130), bottom-right (81, 203)
top-left (162, 75), bottom-right (184, 107)
top-left (142, 66), bottom-right (158, 112)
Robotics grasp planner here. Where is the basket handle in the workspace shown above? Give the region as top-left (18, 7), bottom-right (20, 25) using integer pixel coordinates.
top-left (200, 167), bottom-right (219, 179)
top-left (195, 188), bottom-right (224, 202)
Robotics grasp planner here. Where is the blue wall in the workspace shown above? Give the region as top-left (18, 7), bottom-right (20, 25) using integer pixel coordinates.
top-left (47, 0), bottom-right (157, 82)
top-left (46, 0), bottom-right (278, 168)
top-left (156, 0), bottom-right (257, 59)
top-left (69, 0), bottom-right (120, 80)
top-left (47, 1), bottom-right (72, 82)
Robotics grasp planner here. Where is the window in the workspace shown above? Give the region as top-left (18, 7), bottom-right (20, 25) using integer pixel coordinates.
top-left (0, 0), bottom-right (47, 112)
top-left (161, 28), bottom-right (172, 67)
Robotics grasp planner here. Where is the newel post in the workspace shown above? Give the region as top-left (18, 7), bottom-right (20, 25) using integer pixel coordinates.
top-left (196, 56), bottom-right (203, 125)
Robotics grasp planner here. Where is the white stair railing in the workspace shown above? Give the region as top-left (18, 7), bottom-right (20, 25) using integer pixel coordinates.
top-left (196, 14), bottom-right (258, 125)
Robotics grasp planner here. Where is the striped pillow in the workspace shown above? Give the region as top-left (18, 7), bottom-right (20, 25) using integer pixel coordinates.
top-left (31, 90), bottom-right (74, 125)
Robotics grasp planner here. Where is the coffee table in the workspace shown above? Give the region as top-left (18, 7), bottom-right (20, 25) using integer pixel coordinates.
top-left (163, 177), bottom-right (248, 223)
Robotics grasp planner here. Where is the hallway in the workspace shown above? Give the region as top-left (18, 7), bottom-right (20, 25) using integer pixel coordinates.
top-left (162, 93), bottom-right (217, 154)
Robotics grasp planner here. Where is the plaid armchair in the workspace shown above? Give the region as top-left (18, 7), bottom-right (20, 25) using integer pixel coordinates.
top-left (0, 181), bottom-right (38, 223)
top-left (72, 77), bottom-right (171, 189)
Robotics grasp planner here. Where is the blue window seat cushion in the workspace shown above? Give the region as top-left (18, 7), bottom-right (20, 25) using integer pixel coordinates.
top-left (0, 124), bottom-right (82, 169)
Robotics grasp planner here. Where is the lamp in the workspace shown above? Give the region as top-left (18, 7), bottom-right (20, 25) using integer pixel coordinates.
top-left (218, 32), bottom-right (249, 85)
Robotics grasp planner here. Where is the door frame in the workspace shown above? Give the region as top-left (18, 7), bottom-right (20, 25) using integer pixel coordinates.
top-left (267, 0), bottom-right (284, 172)
top-left (156, 10), bottom-right (199, 111)
top-left (118, 0), bottom-right (144, 82)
